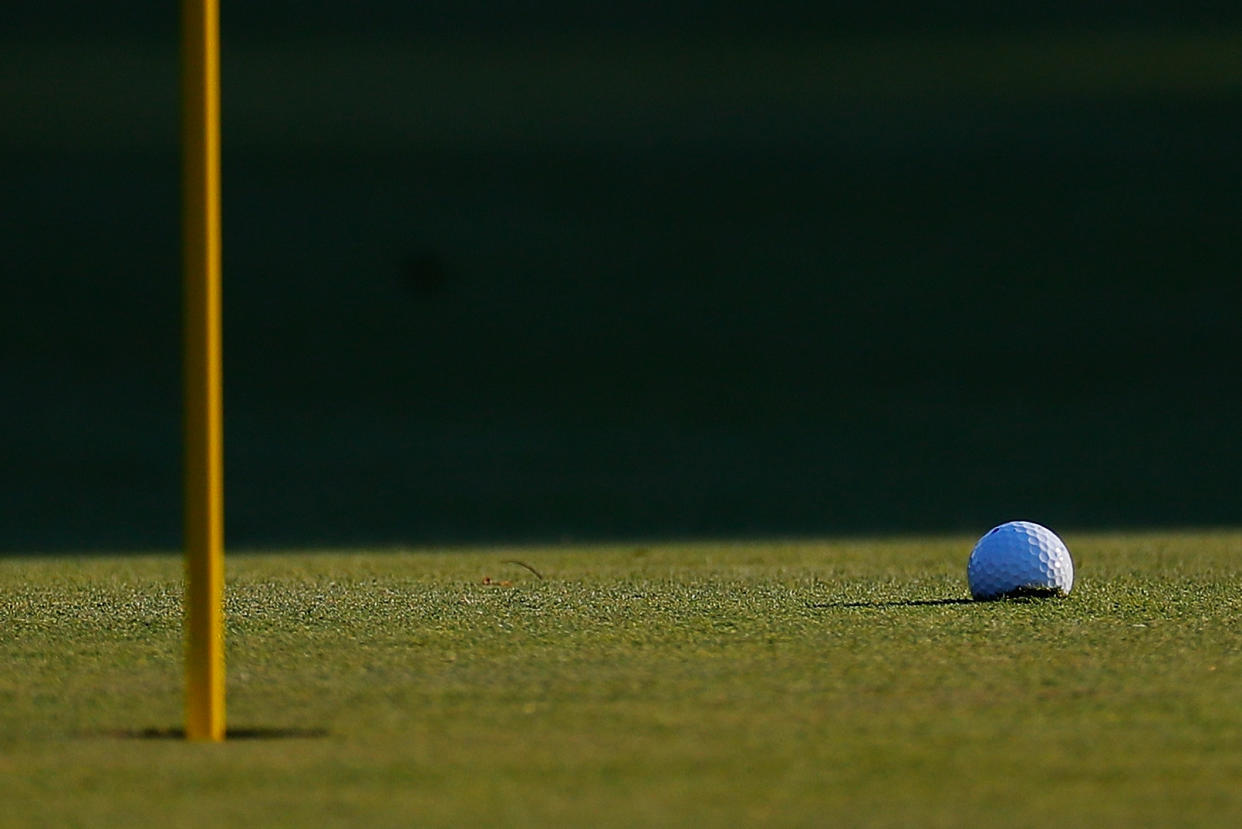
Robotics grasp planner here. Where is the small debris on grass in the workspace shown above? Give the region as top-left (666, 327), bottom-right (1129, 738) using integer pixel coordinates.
top-left (502, 559), bottom-right (544, 579)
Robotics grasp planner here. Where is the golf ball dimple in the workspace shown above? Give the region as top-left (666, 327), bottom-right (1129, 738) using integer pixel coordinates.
top-left (967, 520), bottom-right (1074, 600)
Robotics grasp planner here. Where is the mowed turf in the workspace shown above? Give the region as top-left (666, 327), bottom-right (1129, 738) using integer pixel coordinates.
top-left (3, 533), bottom-right (1242, 826)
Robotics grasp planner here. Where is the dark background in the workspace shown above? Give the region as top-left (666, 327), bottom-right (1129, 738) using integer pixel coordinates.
top-left (4, 4), bottom-right (1240, 551)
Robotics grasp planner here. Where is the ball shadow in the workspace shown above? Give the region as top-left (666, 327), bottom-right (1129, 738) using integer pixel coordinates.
top-left (808, 598), bottom-right (976, 609)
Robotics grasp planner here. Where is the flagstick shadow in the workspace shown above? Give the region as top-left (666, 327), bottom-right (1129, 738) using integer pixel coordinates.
top-left (103, 726), bottom-right (329, 740)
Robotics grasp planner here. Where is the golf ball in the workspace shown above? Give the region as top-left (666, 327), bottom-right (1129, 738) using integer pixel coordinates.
top-left (967, 520), bottom-right (1074, 600)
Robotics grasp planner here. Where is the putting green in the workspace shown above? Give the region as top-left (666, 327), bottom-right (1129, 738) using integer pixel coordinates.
top-left (4, 532), bottom-right (1241, 826)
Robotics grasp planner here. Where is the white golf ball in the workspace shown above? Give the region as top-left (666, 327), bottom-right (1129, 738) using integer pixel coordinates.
top-left (967, 520), bottom-right (1074, 600)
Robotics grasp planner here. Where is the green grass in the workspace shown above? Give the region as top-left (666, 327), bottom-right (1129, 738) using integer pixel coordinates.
top-left (4, 532), bottom-right (1242, 826)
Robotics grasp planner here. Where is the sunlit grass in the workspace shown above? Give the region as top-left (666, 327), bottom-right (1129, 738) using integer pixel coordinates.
top-left (3, 531), bottom-right (1242, 826)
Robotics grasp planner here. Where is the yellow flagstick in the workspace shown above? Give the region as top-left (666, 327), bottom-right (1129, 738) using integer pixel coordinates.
top-left (182, 0), bottom-right (225, 742)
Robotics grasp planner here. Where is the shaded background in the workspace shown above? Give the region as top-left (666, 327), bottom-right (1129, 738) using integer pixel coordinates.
top-left (4, 3), bottom-right (1240, 551)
